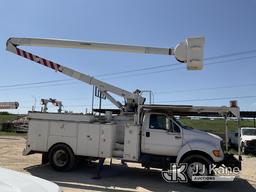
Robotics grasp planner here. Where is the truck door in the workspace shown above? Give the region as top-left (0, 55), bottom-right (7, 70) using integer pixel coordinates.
top-left (141, 113), bottom-right (182, 156)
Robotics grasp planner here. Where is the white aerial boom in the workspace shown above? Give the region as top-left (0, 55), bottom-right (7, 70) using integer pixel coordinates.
top-left (6, 37), bottom-right (204, 112)
top-left (7, 37), bottom-right (205, 70)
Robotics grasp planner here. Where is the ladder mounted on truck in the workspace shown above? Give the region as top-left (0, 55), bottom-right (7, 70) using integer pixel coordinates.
top-left (6, 37), bottom-right (204, 112)
top-left (41, 98), bottom-right (63, 113)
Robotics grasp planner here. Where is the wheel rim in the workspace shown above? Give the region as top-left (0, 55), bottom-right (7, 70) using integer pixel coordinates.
top-left (187, 162), bottom-right (208, 179)
top-left (53, 149), bottom-right (68, 167)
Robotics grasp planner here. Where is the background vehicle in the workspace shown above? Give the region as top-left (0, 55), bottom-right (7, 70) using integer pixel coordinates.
top-left (6, 37), bottom-right (241, 183)
top-left (0, 167), bottom-right (61, 192)
top-left (229, 127), bottom-right (256, 154)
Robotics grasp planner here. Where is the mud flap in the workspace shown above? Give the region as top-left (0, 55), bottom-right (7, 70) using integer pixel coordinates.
top-left (219, 153), bottom-right (242, 170)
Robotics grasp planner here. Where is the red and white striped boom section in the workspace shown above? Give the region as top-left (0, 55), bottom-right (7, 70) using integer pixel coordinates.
top-left (15, 47), bottom-right (61, 72)
top-left (6, 38), bottom-right (145, 110)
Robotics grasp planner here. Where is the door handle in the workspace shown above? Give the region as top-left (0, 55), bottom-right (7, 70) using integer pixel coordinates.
top-left (146, 132), bottom-right (150, 137)
top-left (175, 135), bottom-right (181, 139)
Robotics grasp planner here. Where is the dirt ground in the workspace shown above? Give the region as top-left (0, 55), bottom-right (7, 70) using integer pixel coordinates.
top-left (0, 136), bottom-right (256, 192)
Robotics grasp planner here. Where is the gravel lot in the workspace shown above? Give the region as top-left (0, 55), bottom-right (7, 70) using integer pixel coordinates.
top-left (0, 136), bottom-right (256, 192)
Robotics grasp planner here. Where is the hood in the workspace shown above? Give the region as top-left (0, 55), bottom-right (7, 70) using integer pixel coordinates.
top-left (183, 127), bottom-right (222, 144)
top-left (0, 167), bottom-right (60, 192)
top-left (242, 135), bottom-right (256, 141)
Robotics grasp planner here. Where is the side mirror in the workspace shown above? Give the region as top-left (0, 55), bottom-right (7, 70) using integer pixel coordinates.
top-left (150, 125), bottom-right (155, 129)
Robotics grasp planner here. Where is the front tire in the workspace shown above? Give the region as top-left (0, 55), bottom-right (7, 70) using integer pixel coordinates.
top-left (48, 144), bottom-right (76, 172)
top-left (241, 143), bottom-right (248, 155)
top-left (182, 155), bottom-right (212, 186)
top-left (228, 139), bottom-right (233, 149)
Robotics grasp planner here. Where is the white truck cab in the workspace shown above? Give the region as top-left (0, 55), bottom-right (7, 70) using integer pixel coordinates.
top-left (141, 112), bottom-right (223, 163)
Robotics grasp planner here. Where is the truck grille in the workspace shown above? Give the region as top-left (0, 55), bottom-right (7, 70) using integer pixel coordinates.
top-left (248, 140), bottom-right (256, 147)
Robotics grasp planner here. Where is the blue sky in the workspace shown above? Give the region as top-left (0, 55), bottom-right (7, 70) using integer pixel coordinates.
top-left (0, 0), bottom-right (256, 114)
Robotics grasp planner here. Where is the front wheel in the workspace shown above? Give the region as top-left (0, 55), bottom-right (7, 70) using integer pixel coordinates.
top-left (48, 144), bottom-right (76, 172)
top-left (182, 155), bottom-right (212, 186)
top-left (228, 139), bottom-right (233, 149)
top-left (241, 143), bottom-right (248, 155)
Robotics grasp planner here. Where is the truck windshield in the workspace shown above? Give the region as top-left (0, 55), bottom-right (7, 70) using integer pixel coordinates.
top-left (172, 117), bottom-right (193, 130)
top-left (242, 129), bottom-right (256, 136)
top-left (171, 117), bottom-right (186, 128)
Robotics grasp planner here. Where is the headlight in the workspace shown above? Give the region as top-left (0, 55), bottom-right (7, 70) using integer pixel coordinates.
top-left (212, 150), bottom-right (221, 157)
top-left (245, 140), bottom-right (251, 146)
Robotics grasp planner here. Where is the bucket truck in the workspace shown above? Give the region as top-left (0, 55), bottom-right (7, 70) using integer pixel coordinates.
top-left (6, 37), bottom-right (241, 184)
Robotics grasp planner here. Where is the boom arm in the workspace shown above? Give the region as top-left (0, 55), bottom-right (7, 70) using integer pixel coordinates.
top-left (8, 38), bottom-right (174, 55)
top-left (7, 37), bottom-right (205, 70)
top-left (6, 37), bottom-right (205, 111)
top-left (6, 39), bottom-right (144, 110)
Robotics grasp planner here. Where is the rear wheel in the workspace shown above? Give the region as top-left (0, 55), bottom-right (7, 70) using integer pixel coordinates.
top-left (48, 144), bottom-right (76, 171)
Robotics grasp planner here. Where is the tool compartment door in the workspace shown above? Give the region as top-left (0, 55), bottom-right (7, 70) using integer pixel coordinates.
top-left (49, 121), bottom-right (77, 137)
top-left (77, 123), bottom-right (100, 157)
top-left (28, 119), bottom-right (49, 152)
top-left (99, 124), bottom-right (116, 158)
top-left (123, 124), bottom-right (140, 161)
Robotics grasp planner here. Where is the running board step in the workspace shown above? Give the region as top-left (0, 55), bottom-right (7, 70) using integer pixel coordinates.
top-left (114, 143), bottom-right (124, 151)
top-left (112, 150), bottom-right (124, 158)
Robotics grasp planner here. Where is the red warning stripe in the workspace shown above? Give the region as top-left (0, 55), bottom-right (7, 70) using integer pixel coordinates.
top-left (15, 47), bottom-right (61, 72)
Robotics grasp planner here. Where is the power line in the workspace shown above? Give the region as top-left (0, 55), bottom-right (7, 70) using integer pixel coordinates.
top-left (16, 97), bottom-right (91, 104)
top-left (157, 95), bottom-right (256, 103)
top-left (102, 55), bottom-right (256, 80)
top-left (96, 63), bottom-right (179, 77)
top-left (1, 49), bottom-right (256, 90)
top-left (155, 82), bottom-right (256, 95)
top-left (205, 49), bottom-right (256, 61)
top-left (0, 53), bottom-right (255, 92)
top-left (96, 49), bottom-right (256, 77)
top-left (0, 82), bottom-right (77, 92)
top-left (17, 95), bottom-right (256, 110)
top-left (18, 104), bottom-right (113, 109)
top-left (206, 55), bottom-right (256, 67)
top-left (0, 79), bottom-right (72, 88)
